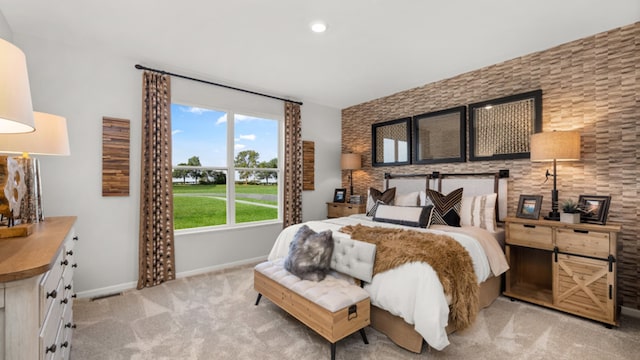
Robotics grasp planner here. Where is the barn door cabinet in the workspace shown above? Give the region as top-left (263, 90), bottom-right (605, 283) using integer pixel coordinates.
top-left (503, 216), bottom-right (621, 327)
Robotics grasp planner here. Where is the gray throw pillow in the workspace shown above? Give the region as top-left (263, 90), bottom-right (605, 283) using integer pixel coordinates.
top-left (284, 225), bottom-right (334, 281)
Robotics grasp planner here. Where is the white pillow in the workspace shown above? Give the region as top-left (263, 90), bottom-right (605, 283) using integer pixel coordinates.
top-left (460, 193), bottom-right (497, 232)
top-left (395, 191), bottom-right (420, 206)
top-left (373, 204), bottom-right (434, 228)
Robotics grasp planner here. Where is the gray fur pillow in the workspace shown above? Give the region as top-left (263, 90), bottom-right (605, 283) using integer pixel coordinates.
top-left (284, 225), bottom-right (334, 281)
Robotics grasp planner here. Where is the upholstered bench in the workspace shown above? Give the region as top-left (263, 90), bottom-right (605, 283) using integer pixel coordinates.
top-left (254, 236), bottom-right (376, 360)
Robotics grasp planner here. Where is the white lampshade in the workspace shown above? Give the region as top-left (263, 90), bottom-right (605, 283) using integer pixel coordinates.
top-left (341, 153), bottom-right (361, 170)
top-left (0, 112), bottom-right (70, 156)
top-left (530, 131), bottom-right (580, 162)
top-left (0, 38), bottom-right (35, 133)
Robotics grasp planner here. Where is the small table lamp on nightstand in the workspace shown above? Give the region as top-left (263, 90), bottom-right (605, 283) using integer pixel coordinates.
top-left (341, 153), bottom-right (361, 199)
top-left (530, 130), bottom-right (581, 221)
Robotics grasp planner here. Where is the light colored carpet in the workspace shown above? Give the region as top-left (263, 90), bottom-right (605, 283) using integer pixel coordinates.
top-left (71, 264), bottom-right (640, 359)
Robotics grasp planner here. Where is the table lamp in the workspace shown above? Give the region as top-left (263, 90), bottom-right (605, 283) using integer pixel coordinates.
top-left (341, 153), bottom-right (361, 197)
top-left (0, 112), bottom-right (70, 223)
top-left (530, 130), bottom-right (581, 221)
top-left (0, 38), bottom-right (35, 133)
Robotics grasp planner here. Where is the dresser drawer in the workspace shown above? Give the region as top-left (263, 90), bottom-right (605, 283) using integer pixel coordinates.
top-left (40, 250), bottom-right (66, 324)
top-left (507, 223), bottom-right (553, 249)
top-left (555, 228), bottom-right (610, 258)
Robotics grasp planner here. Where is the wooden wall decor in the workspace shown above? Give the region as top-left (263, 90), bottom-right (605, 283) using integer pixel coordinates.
top-left (302, 140), bottom-right (315, 190)
top-left (102, 117), bottom-right (130, 196)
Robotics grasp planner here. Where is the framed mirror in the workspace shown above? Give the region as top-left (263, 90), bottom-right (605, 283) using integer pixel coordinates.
top-left (469, 90), bottom-right (542, 161)
top-left (412, 106), bottom-right (466, 164)
top-left (372, 117), bottom-right (411, 167)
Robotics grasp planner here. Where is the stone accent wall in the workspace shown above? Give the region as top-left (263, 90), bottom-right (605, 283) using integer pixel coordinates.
top-left (342, 23), bottom-right (640, 309)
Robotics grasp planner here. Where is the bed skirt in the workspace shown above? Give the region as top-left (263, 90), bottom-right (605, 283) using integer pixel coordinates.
top-left (370, 274), bottom-right (502, 353)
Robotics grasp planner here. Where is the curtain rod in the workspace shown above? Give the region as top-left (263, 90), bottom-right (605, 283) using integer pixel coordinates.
top-left (134, 64), bottom-right (303, 106)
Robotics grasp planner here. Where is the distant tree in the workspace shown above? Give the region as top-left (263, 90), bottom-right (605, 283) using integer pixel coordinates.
top-left (172, 162), bottom-right (189, 184)
top-left (186, 156), bottom-right (202, 183)
top-left (234, 150), bottom-right (259, 184)
top-left (256, 158), bottom-right (277, 184)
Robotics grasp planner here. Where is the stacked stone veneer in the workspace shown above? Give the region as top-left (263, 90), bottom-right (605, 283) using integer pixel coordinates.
top-left (342, 23), bottom-right (640, 309)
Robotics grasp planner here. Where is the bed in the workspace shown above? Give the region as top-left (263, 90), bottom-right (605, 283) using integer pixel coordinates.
top-left (267, 170), bottom-right (510, 353)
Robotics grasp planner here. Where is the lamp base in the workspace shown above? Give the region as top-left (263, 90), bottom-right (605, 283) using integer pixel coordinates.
top-left (544, 211), bottom-right (561, 221)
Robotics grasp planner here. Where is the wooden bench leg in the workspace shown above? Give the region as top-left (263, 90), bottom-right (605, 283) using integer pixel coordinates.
top-left (255, 293), bottom-right (262, 306)
top-left (359, 328), bottom-right (369, 344)
top-left (330, 342), bottom-right (336, 360)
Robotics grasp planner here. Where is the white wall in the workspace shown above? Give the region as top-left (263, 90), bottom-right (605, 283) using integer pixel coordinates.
top-left (5, 27), bottom-right (341, 297)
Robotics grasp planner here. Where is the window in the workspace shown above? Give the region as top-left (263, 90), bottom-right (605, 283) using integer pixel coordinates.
top-left (171, 103), bottom-right (281, 231)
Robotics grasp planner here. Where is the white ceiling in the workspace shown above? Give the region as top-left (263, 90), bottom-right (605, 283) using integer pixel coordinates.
top-left (0, 0), bottom-right (638, 109)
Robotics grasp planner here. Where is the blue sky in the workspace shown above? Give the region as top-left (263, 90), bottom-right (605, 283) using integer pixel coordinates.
top-left (171, 103), bottom-right (278, 167)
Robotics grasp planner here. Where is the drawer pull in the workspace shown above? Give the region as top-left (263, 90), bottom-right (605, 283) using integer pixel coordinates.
top-left (523, 224), bottom-right (536, 228)
top-left (47, 289), bottom-right (58, 299)
top-left (65, 284), bottom-right (72, 290)
top-left (61, 298), bottom-right (68, 304)
top-left (46, 344), bottom-right (57, 353)
top-left (60, 259), bottom-right (69, 266)
top-left (65, 322), bottom-right (77, 329)
top-left (61, 341), bottom-right (69, 348)
top-left (72, 293), bottom-right (77, 298)
top-left (73, 235), bottom-right (79, 241)
top-left (573, 229), bottom-right (589, 234)
top-left (72, 263), bottom-right (78, 268)
top-left (66, 250), bottom-right (74, 256)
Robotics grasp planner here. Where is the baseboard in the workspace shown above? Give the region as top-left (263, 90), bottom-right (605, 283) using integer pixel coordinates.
top-left (75, 255), bottom-right (267, 299)
top-left (175, 256), bottom-right (266, 279)
top-left (621, 306), bottom-right (640, 319)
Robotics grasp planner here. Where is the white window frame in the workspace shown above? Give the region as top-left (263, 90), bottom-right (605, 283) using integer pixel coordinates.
top-left (172, 104), bottom-right (284, 234)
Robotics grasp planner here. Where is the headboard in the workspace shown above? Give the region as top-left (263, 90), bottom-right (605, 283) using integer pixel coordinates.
top-left (383, 170), bottom-right (509, 221)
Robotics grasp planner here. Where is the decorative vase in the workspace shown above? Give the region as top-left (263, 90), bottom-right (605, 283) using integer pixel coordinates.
top-left (560, 212), bottom-right (581, 224)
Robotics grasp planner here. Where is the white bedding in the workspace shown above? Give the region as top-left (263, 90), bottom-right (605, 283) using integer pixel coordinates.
top-left (267, 214), bottom-right (509, 351)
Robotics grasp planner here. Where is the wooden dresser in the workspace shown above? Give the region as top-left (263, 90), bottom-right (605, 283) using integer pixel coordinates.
top-left (326, 202), bottom-right (366, 218)
top-left (0, 216), bottom-right (78, 360)
top-left (503, 216), bottom-right (621, 326)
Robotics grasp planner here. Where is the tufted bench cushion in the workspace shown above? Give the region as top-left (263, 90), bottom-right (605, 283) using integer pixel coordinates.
top-left (255, 259), bottom-right (369, 312)
top-left (254, 236), bottom-right (376, 360)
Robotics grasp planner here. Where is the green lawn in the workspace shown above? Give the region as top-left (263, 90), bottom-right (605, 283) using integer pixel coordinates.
top-left (173, 183), bottom-right (278, 229)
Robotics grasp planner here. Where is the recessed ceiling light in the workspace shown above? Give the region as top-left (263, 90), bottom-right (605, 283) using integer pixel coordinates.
top-left (310, 22), bottom-right (327, 33)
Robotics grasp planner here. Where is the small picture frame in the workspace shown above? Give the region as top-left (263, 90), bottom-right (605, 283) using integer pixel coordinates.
top-left (333, 188), bottom-right (347, 203)
top-left (578, 195), bottom-right (611, 225)
top-left (516, 194), bottom-right (543, 219)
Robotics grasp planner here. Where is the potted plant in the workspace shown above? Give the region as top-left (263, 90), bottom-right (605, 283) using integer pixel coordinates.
top-left (560, 199), bottom-right (581, 224)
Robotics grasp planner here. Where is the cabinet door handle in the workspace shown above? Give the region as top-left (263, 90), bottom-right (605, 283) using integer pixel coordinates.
top-left (61, 341), bottom-right (69, 348)
top-left (573, 229), bottom-right (589, 234)
top-left (523, 224), bottom-right (536, 228)
top-left (66, 250), bottom-right (74, 256)
top-left (60, 259), bottom-right (69, 266)
top-left (46, 344), bottom-right (57, 353)
top-left (47, 289), bottom-right (57, 299)
top-left (73, 235), bottom-right (79, 241)
top-left (65, 284), bottom-right (72, 290)
top-left (72, 263), bottom-right (78, 268)
top-left (61, 298), bottom-right (68, 304)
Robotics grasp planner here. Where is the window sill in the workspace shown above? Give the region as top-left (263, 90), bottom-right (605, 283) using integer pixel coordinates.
top-left (174, 219), bottom-right (283, 237)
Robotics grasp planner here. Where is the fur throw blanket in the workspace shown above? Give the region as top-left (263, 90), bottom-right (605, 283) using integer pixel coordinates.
top-left (339, 224), bottom-right (479, 330)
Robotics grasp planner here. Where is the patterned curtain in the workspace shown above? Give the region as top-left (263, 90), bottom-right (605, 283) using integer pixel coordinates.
top-left (283, 102), bottom-right (302, 228)
top-left (137, 71), bottom-right (175, 289)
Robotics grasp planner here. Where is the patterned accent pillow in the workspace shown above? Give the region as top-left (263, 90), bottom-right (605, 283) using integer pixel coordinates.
top-left (284, 225), bottom-right (334, 281)
top-left (366, 199), bottom-right (385, 217)
top-left (373, 204), bottom-right (434, 228)
top-left (366, 187), bottom-right (396, 214)
top-left (460, 193), bottom-right (497, 232)
top-left (425, 188), bottom-right (463, 227)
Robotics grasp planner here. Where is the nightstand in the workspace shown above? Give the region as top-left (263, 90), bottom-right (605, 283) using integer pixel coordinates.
top-left (503, 216), bottom-right (621, 327)
top-left (326, 202), bottom-right (366, 218)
